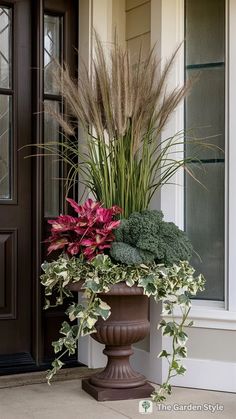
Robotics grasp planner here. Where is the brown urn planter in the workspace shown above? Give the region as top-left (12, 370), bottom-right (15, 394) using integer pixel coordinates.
top-left (69, 281), bottom-right (154, 401)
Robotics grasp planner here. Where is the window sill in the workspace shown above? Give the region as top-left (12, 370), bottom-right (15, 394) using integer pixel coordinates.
top-left (162, 301), bottom-right (236, 330)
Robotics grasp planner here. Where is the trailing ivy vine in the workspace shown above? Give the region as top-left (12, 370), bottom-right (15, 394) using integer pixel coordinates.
top-left (41, 254), bottom-right (205, 402)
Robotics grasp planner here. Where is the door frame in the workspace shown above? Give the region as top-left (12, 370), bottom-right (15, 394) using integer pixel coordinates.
top-left (32, 0), bottom-right (79, 367)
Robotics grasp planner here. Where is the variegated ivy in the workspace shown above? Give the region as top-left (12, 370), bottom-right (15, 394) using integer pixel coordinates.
top-left (41, 254), bottom-right (205, 402)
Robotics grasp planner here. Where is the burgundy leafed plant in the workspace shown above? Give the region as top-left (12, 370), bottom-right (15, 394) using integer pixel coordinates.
top-left (47, 198), bottom-right (122, 260)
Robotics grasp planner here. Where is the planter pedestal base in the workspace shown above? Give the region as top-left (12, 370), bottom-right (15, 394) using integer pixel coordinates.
top-left (70, 282), bottom-right (155, 401)
top-left (82, 378), bottom-right (155, 402)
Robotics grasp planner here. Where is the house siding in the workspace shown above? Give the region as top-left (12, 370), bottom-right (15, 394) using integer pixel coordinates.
top-left (126, 0), bottom-right (151, 62)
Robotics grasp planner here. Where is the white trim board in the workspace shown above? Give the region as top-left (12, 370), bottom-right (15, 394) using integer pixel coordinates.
top-left (163, 357), bottom-right (236, 393)
top-left (133, 347), bottom-right (236, 393)
top-left (163, 307), bottom-right (236, 331)
top-left (131, 346), bottom-right (162, 385)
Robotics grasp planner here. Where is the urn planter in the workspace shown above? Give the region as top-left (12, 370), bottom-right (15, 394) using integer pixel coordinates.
top-left (69, 281), bottom-right (154, 401)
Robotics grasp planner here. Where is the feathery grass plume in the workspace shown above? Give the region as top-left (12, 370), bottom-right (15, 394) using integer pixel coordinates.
top-left (36, 32), bottom-right (215, 218)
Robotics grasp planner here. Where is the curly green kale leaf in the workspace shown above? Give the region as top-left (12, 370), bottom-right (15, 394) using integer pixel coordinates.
top-left (110, 242), bottom-right (155, 265)
top-left (111, 210), bottom-right (193, 266)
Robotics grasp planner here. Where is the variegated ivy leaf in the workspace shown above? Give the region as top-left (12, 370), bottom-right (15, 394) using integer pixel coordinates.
top-left (176, 331), bottom-right (188, 345)
top-left (158, 319), bottom-right (166, 329)
top-left (52, 359), bottom-right (64, 370)
top-left (52, 339), bottom-right (64, 353)
top-left (138, 277), bottom-right (157, 296)
top-left (84, 279), bottom-right (101, 293)
top-left (81, 326), bottom-right (97, 336)
top-left (41, 254), bottom-right (205, 400)
top-left (158, 350), bottom-right (171, 358)
top-left (162, 322), bottom-right (177, 336)
top-left (67, 304), bottom-right (85, 321)
top-left (96, 300), bottom-right (111, 320)
top-left (176, 346), bottom-right (187, 358)
top-left (166, 295), bottom-right (178, 303)
top-left (172, 360), bottom-right (180, 370)
top-left (56, 270), bottom-right (68, 279)
top-left (71, 325), bottom-right (80, 338)
top-left (56, 297), bottom-right (63, 305)
top-left (98, 300), bottom-right (110, 311)
top-left (125, 277), bottom-right (135, 287)
top-left (178, 294), bottom-right (191, 306)
top-left (139, 264), bottom-right (149, 269)
top-left (86, 316), bottom-right (97, 329)
top-left (60, 321), bottom-right (71, 336)
top-left (177, 365), bottom-right (186, 375)
top-left (64, 337), bottom-right (76, 354)
top-left (44, 299), bottom-right (51, 310)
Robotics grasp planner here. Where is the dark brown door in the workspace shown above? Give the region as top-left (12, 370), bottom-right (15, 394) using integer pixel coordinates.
top-left (0, 0), bottom-right (33, 371)
top-left (0, 0), bottom-right (78, 373)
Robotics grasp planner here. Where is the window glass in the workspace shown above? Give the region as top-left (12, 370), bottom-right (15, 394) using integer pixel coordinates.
top-left (0, 95), bottom-right (11, 199)
top-left (43, 14), bottom-right (63, 217)
top-left (0, 6), bottom-right (12, 200)
top-left (44, 100), bottom-right (60, 217)
top-left (185, 0), bottom-right (225, 300)
top-left (0, 7), bottom-right (12, 89)
top-left (44, 14), bottom-right (61, 95)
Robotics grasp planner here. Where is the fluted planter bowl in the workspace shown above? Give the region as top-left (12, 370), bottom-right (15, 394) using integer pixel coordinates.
top-left (69, 281), bottom-right (154, 401)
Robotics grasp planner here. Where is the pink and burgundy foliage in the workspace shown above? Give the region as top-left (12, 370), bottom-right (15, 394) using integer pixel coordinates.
top-left (46, 198), bottom-right (122, 260)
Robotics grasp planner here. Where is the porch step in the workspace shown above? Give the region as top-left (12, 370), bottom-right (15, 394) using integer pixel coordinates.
top-left (0, 367), bottom-right (101, 389)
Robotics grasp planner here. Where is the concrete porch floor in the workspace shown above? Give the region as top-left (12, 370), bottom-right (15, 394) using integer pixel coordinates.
top-left (0, 379), bottom-right (235, 419)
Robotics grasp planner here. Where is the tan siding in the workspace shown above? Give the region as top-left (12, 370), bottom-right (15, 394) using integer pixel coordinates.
top-left (126, 0), bottom-right (150, 12)
top-left (112, 0), bottom-right (126, 48)
top-left (126, 1), bottom-right (150, 40)
top-left (126, 0), bottom-right (151, 63)
top-left (127, 32), bottom-right (150, 61)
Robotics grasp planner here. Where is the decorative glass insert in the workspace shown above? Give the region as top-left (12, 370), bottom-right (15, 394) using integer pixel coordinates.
top-left (185, 0), bottom-right (225, 300)
top-left (0, 6), bottom-right (12, 89)
top-left (44, 14), bottom-right (61, 94)
top-left (44, 100), bottom-right (60, 218)
top-left (43, 13), bottom-right (63, 217)
top-left (0, 5), bottom-right (12, 200)
top-left (0, 95), bottom-right (11, 199)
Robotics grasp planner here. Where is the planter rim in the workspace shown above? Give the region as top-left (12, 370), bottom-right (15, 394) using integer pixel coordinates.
top-left (68, 280), bottom-right (144, 296)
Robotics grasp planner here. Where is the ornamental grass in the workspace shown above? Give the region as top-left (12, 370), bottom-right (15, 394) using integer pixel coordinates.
top-left (35, 33), bottom-right (213, 218)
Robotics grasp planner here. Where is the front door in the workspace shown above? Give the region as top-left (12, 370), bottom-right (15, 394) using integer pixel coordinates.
top-left (0, 0), bottom-right (78, 373)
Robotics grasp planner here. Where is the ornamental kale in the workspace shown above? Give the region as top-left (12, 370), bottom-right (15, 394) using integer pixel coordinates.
top-left (46, 198), bottom-right (122, 260)
top-left (110, 209), bottom-right (193, 266)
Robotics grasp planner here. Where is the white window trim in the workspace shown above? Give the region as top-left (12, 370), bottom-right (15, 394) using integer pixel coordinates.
top-left (227, 0), bottom-right (236, 314)
top-left (152, 0), bottom-right (236, 329)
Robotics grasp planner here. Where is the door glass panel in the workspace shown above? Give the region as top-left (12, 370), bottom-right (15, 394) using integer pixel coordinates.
top-left (44, 15), bottom-right (61, 94)
top-left (44, 12), bottom-right (63, 217)
top-left (44, 100), bottom-right (60, 217)
top-left (0, 6), bottom-right (12, 89)
top-left (0, 95), bottom-right (11, 199)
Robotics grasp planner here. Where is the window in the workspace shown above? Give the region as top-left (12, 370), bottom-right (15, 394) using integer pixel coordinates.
top-left (43, 13), bottom-right (63, 217)
top-left (184, 0), bottom-right (225, 300)
top-left (0, 6), bottom-right (12, 199)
